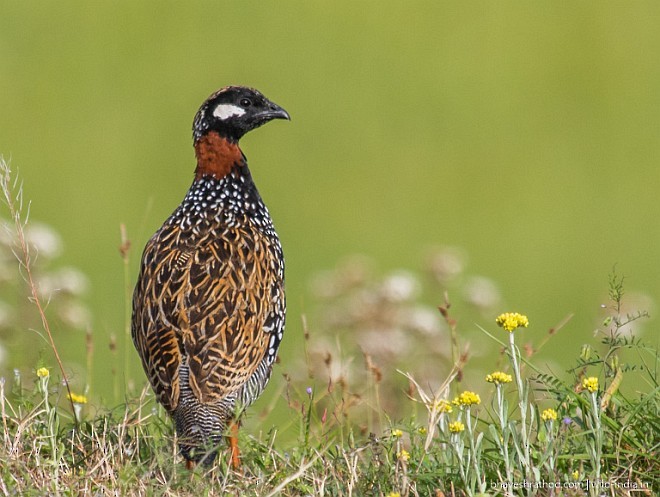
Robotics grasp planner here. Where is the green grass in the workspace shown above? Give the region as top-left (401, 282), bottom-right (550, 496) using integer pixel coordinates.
top-left (1, 305), bottom-right (658, 496)
top-left (0, 159), bottom-right (658, 496)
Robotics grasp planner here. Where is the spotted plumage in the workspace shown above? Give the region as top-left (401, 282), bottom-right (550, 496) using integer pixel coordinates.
top-left (132, 86), bottom-right (289, 465)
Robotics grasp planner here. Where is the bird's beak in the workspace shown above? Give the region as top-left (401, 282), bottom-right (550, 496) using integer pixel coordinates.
top-left (258, 101), bottom-right (291, 122)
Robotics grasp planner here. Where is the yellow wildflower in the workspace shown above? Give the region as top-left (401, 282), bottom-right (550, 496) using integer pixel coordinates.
top-left (397, 449), bottom-right (410, 462)
top-left (582, 376), bottom-right (599, 393)
top-left (417, 427), bottom-right (427, 435)
top-left (485, 371), bottom-right (512, 385)
top-left (432, 399), bottom-right (453, 414)
top-left (36, 367), bottom-right (49, 378)
top-left (386, 493), bottom-right (401, 497)
top-left (541, 408), bottom-right (558, 422)
top-left (449, 421), bottom-right (465, 433)
top-left (496, 312), bottom-right (529, 332)
top-left (67, 392), bottom-right (88, 404)
top-left (391, 429), bottom-right (403, 438)
top-left (572, 470), bottom-right (580, 481)
top-left (453, 391), bottom-right (481, 407)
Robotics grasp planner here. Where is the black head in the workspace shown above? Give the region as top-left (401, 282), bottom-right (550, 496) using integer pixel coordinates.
top-left (193, 86), bottom-right (290, 143)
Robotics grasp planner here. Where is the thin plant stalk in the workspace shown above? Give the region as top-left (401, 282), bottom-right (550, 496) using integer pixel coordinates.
top-left (508, 331), bottom-right (531, 477)
top-left (542, 418), bottom-right (556, 476)
top-left (0, 158), bottom-right (76, 419)
top-left (587, 389), bottom-right (602, 484)
top-left (449, 429), bottom-right (470, 495)
top-left (464, 408), bottom-right (486, 494)
top-left (493, 383), bottom-right (513, 483)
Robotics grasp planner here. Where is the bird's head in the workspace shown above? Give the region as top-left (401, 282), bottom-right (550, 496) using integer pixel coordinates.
top-left (193, 86), bottom-right (290, 143)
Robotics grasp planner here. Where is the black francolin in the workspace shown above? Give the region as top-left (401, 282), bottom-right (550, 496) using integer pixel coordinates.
top-left (131, 86), bottom-right (289, 468)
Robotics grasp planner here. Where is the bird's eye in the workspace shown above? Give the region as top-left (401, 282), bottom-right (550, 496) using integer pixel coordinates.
top-left (240, 98), bottom-right (252, 107)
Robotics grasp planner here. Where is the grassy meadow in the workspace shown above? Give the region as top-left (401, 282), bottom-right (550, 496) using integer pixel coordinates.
top-left (1, 2), bottom-right (659, 495)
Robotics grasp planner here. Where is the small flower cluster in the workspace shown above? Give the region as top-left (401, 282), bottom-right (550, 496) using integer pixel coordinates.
top-left (582, 376), bottom-right (598, 393)
top-left (485, 371), bottom-right (512, 385)
top-left (541, 408), bottom-right (558, 422)
top-left (453, 390), bottom-right (481, 407)
top-left (36, 367), bottom-right (49, 378)
top-left (448, 421), bottom-right (465, 433)
top-left (495, 312), bottom-right (529, 332)
top-left (391, 428), bottom-right (403, 438)
top-left (432, 399), bottom-right (453, 414)
top-left (396, 449), bottom-right (410, 462)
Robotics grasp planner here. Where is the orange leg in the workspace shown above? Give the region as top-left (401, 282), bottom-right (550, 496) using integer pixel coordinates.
top-left (228, 421), bottom-right (241, 470)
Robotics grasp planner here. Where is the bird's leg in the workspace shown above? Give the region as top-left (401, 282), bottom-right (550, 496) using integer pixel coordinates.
top-left (227, 420), bottom-right (241, 470)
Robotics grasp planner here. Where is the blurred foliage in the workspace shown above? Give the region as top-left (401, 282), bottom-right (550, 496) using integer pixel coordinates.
top-left (1, 2), bottom-right (659, 430)
top-left (0, 218), bottom-right (90, 371)
top-left (293, 250), bottom-right (502, 428)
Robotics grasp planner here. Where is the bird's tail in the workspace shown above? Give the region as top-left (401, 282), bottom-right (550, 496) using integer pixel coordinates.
top-left (173, 366), bottom-right (234, 465)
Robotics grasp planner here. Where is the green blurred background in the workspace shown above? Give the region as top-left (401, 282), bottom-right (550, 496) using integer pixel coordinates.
top-left (1, 2), bottom-right (659, 420)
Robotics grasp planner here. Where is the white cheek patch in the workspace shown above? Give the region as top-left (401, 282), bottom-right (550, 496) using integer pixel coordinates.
top-left (213, 104), bottom-right (246, 120)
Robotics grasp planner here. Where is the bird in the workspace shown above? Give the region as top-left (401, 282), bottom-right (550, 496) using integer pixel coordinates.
top-left (131, 86), bottom-right (289, 469)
